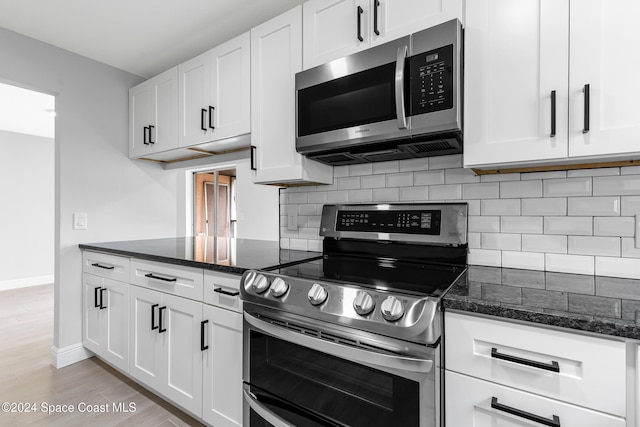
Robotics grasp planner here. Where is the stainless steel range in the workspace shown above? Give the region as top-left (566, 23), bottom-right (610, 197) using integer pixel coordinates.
top-left (240, 203), bottom-right (468, 427)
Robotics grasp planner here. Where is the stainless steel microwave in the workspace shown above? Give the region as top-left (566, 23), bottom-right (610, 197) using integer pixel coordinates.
top-left (295, 19), bottom-right (463, 166)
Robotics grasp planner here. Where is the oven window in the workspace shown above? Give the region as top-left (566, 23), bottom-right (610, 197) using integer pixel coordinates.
top-left (249, 330), bottom-right (420, 427)
top-left (297, 62), bottom-right (397, 137)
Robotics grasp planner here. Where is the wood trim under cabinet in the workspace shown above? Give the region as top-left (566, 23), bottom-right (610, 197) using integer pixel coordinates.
top-left (471, 159), bottom-right (640, 175)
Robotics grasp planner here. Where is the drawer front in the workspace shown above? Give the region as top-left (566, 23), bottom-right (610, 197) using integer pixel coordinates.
top-left (203, 270), bottom-right (242, 313)
top-left (445, 371), bottom-right (625, 427)
top-left (83, 251), bottom-right (130, 282)
top-left (130, 259), bottom-right (203, 301)
top-left (445, 312), bottom-right (626, 416)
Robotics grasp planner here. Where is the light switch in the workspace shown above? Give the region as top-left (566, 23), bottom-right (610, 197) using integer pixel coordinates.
top-left (73, 212), bottom-right (87, 230)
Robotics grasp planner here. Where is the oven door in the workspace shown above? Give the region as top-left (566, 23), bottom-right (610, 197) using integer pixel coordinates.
top-left (243, 304), bottom-right (439, 427)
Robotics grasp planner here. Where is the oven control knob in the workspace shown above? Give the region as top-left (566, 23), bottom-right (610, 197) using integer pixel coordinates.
top-left (270, 277), bottom-right (289, 298)
top-left (353, 291), bottom-right (375, 316)
top-left (252, 274), bottom-right (270, 294)
top-left (381, 296), bottom-right (404, 322)
top-left (308, 283), bottom-right (328, 306)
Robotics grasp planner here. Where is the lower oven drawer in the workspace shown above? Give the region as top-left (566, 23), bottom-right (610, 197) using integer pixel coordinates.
top-left (445, 371), bottom-right (625, 427)
top-left (445, 312), bottom-right (626, 417)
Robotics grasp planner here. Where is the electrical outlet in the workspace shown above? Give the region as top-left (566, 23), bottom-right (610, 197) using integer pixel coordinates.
top-left (287, 212), bottom-right (298, 231)
top-left (636, 215), bottom-right (640, 249)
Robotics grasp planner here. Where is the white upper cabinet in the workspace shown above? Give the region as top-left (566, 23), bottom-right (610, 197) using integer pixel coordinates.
top-left (129, 67), bottom-right (179, 158)
top-left (251, 6), bottom-right (333, 185)
top-left (464, 0), bottom-right (640, 170)
top-left (302, 0), bottom-right (463, 70)
top-left (178, 32), bottom-right (251, 149)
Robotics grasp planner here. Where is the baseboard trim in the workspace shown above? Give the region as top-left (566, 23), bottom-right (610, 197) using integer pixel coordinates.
top-left (50, 343), bottom-right (93, 369)
top-left (0, 275), bottom-right (54, 291)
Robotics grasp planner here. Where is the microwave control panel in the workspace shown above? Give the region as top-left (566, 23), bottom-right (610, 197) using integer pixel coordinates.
top-left (408, 44), bottom-right (454, 115)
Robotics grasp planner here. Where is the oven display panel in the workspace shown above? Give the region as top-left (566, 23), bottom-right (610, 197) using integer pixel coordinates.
top-left (336, 210), bottom-right (441, 234)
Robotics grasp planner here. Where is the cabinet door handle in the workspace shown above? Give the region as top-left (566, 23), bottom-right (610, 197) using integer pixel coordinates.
top-left (92, 263), bottom-right (114, 270)
top-left (214, 287), bottom-right (240, 297)
top-left (159, 306), bottom-right (167, 333)
top-left (94, 287), bottom-right (102, 308)
top-left (208, 106), bottom-right (215, 130)
top-left (583, 84), bottom-right (590, 133)
top-left (491, 347), bottom-right (559, 372)
top-left (373, 0), bottom-right (380, 35)
top-left (357, 6), bottom-right (364, 42)
top-left (491, 397), bottom-right (561, 427)
top-left (151, 303), bottom-right (159, 330)
top-left (99, 288), bottom-right (107, 310)
top-left (148, 125), bottom-right (155, 144)
top-left (144, 273), bottom-right (177, 283)
top-left (201, 320), bottom-right (209, 351)
top-left (250, 145), bottom-right (257, 171)
top-left (143, 126), bottom-right (149, 145)
top-left (201, 108), bottom-right (207, 131)
top-left (550, 90), bottom-right (556, 137)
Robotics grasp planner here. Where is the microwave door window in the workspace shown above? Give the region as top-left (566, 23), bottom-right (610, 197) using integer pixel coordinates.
top-left (298, 63), bottom-right (397, 137)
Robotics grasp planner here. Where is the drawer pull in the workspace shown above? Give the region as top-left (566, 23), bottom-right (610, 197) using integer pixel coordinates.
top-left (144, 273), bottom-right (177, 283)
top-left (491, 397), bottom-right (560, 427)
top-left (491, 347), bottom-right (560, 373)
top-left (214, 287), bottom-right (239, 297)
top-left (92, 263), bottom-right (114, 270)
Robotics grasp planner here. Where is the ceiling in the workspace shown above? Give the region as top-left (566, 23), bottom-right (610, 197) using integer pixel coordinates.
top-left (0, 0), bottom-right (306, 78)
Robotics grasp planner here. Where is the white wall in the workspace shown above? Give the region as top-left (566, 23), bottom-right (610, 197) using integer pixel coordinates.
top-left (0, 27), bottom-right (181, 367)
top-left (0, 130), bottom-right (54, 289)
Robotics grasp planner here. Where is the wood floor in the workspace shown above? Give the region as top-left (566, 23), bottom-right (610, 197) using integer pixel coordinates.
top-left (0, 284), bottom-right (205, 426)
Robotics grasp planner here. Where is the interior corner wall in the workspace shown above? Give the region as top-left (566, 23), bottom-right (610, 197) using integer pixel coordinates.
top-left (0, 130), bottom-right (54, 288)
top-left (0, 27), bottom-right (181, 363)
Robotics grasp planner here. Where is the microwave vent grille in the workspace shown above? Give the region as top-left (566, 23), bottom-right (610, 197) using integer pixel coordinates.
top-left (409, 140), bottom-right (455, 153)
top-left (313, 152), bottom-right (360, 165)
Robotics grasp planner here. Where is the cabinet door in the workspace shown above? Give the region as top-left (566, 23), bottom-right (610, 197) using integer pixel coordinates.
top-left (162, 293), bottom-right (203, 417)
top-left (445, 371), bottom-right (626, 427)
top-left (150, 67), bottom-right (179, 154)
top-left (178, 51), bottom-right (212, 147)
top-left (303, 0), bottom-right (368, 70)
top-left (569, 0), bottom-right (640, 158)
top-left (463, 0), bottom-right (569, 168)
top-left (129, 285), bottom-right (164, 392)
top-left (202, 305), bottom-right (243, 427)
top-left (101, 279), bottom-right (129, 373)
top-left (370, 0), bottom-right (463, 47)
top-left (209, 32), bottom-right (251, 143)
top-left (129, 81), bottom-right (152, 158)
top-left (83, 273), bottom-right (104, 354)
top-left (251, 6), bottom-right (333, 185)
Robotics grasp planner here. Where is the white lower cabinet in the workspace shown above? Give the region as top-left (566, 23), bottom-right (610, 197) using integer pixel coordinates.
top-left (82, 273), bottom-right (129, 372)
top-left (446, 371), bottom-right (625, 427)
top-left (129, 285), bottom-right (204, 418)
top-left (202, 304), bottom-right (243, 427)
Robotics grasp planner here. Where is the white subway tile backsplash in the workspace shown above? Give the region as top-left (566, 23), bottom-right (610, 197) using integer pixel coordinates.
top-left (468, 249), bottom-right (502, 267)
top-left (502, 251), bottom-right (545, 271)
top-left (469, 216), bottom-right (500, 233)
top-left (333, 166), bottom-right (349, 177)
top-left (361, 174), bottom-right (386, 189)
top-left (593, 175), bottom-right (640, 196)
top-left (621, 196), bottom-right (640, 215)
top-left (521, 198), bottom-right (567, 216)
top-left (349, 163), bottom-right (373, 176)
top-left (593, 217), bottom-right (635, 237)
top-left (308, 191), bottom-right (328, 204)
top-left (288, 192), bottom-right (308, 204)
top-left (621, 166), bottom-right (640, 175)
top-left (327, 191), bottom-right (350, 203)
top-left (399, 186), bottom-right (428, 201)
top-left (480, 173), bottom-right (521, 182)
top-left (399, 158), bottom-right (429, 172)
top-left (543, 177), bottom-right (592, 197)
top-left (545, 253), bottom-right (594, 275)
top-left (414, 170), bottom-right (445, 186)
top-left (429, 154), bottom-right (462, 169)
top-left (595, 257), bottom-right (640, 279)
top-left (522, 171), bottom-right (567, 180)
top-left (544, 217), bottom-right (592, 235)
top-left (429, 184), bottom-right (462, 200)
top-left (466, 200), bottom-right (481, 216)
top-left (280, 238), bottom-right (290, 249)
top-left (349, 189), bottom-right (373, 203)
top-left (622, 238), bottom-right (640, 258)
top-left (298, 204), bottom-right (319, 216)
top-left (445, 168), bottom-right (480, 184)
top-left (482, 233), bottom-right (521, 251)
top-left (468, 232), bottom-right (481, 249)
top-left (289, 239), bottom-right (309, 251)
top-left (373, 187), bottom-right (400, 202)
top-left (522, 234), bottom-right (567, 254)
top-left (567, 167), bottom-right (620, 177)
top-left (637, 215), bottom-right (640, 249)
top-left (462, 183), bottom-right (499, 199)
top-left (372, 161), bottom-right (399, 174)
top-left (299, 227), bottom-right (320, 240)
top-left (308, 240), bottom-right (323, 252)
top-left (337, 176), bottom-right (361, 190)
top-left (501, 216), bottom-right (543, 234)
top-left (500, 180), bottom-right (542, 199)
top-left (568, 196), bottom-right (620, 216)
top-left (568, 236), bottom-right (621, 257)
top-left (481, 199), bottom-right (520, 215)
top-left (386, 172), bottom-right (414, 187)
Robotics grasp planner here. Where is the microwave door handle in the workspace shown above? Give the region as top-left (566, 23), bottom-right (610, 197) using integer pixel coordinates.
top-left (395, 45), bottom-right (408, 130)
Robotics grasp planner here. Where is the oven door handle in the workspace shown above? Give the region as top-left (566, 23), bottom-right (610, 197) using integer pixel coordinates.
top-left (243, 389), bottom-right (296, 427)
top-left (244, 312), bottom-right (433, 374)
top-left (395, 45), bottom-right (408, 130)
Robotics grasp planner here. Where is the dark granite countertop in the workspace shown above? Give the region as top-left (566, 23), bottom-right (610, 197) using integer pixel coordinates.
top-left (80, 237), bottom-right (321, 275)
top-left (443, 266), bottom-right (640, 341)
